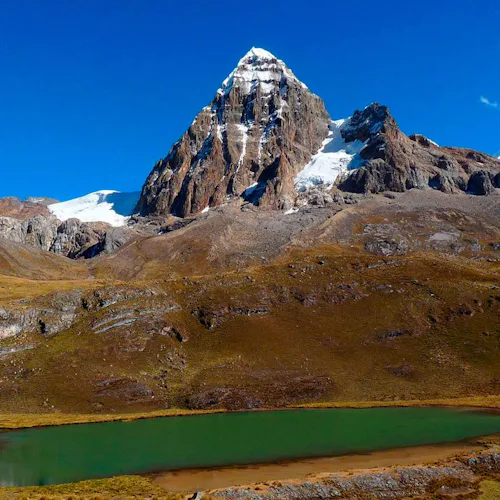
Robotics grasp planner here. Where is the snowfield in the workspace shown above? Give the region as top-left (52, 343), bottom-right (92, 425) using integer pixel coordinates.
top-left (48, 190), bottom-right (140, 227)
top-left (294, 119), bottom-right (366, 192)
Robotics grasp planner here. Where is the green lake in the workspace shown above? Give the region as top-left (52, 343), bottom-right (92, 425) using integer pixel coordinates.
top-left (1, 407), bottom-right (500, 487)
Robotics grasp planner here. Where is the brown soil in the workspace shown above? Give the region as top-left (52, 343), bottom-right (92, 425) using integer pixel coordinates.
top-left (152, 439), bottom-right (487, 493)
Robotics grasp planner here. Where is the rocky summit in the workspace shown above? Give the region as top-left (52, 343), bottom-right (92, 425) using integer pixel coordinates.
top-left (137, 47), bottom-right (331, 217)
top-left (338, 103), bottom-right (500, 195)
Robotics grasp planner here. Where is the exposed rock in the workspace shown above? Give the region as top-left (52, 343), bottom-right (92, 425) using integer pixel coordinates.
top-left (365, 235), bottom-right (409, 256)
top-left (0, 290), bottom-right (82, 339)
top-left (0, 211), bottom-right (138, 259)
top-left (0, 215), bottom-right (59, 251)
top-left (0, 197), bottom-right (51, 219)
top-left (138, 48), bottom-right (330, 217)
top-left (467, 170), bottom-right (495, 195)
top-left (209, 449), bottom-right (500, 499)
top-left (338, 104), bottom-right (500, 196)
top-left (160, 325), bottom-right (189, 343)
top-left (25, 196), bottom-right (59, 206)
top-left (49, 218), bottom-right (107, 258)
top-left (0, 285), bottom-right (173, 341)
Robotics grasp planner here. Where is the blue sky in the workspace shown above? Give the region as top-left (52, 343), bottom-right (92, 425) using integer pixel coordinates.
top-left (0, 0), bottom-right (499, 200)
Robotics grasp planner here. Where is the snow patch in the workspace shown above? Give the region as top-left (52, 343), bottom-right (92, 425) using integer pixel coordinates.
top-left (48, 190), bottom-right (140, 227)
top-left (294, 119), bottom-right (366, 192)
top-left (235, 123), bottom-right (250, 171)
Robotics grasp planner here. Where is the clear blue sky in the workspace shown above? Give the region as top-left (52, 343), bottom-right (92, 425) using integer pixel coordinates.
top-left (1, 0), bottom-right (499, 200)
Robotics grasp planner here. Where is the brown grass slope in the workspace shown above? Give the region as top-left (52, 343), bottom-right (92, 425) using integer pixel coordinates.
top-left (0, 190), bottom-right (498, 414)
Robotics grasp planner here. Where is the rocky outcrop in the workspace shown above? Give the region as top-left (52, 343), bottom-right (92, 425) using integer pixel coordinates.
top-left (0, 285), bottom-right (175, 341)
top-left (0, 215), bottom-right (105, 258)
top-left (0, 213), bottom-right (138, 259)
top-left (50, 218), bottom-right (107, 258)
top-left (25, 196), bottom-right (59, 206)
top-left (0, 197), bottom-right (52, 219)
top-left (137, 48), bottom-right (330, 217)
top-left (209, 449), bottom-right (500, 499)
top-left (338, 103), bottom-right (500, 195)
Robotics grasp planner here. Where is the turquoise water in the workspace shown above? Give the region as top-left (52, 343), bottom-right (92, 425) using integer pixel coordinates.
top-left (1, 407), bottom-right (499, 487)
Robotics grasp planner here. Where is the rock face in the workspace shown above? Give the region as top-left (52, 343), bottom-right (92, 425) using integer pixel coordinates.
top-left (0, 197), bottom-right (51, 219)
top-left (338, 103), bottom-right (500, 195)
top-left (0, 214), bottom-right (133, 259)
top-left (137, 47), bottom-right (330, 217)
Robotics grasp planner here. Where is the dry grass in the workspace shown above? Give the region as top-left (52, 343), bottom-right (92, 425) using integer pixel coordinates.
top-left (0, 408), bottom-right (223, 429)
top-left (479, 480), bottom-right (500, 500)
top-left (0, 276), bottom-right (103, 304)
top-left (1, 246), bottom-right (499, 415)
top-left (294, 396), bottom-right (500, 410)
top-left (1, 396), bottom-right (500, 430)
top-left (0, 475), bottom-right (185, 499)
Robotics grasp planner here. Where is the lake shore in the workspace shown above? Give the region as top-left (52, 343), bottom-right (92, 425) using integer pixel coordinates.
top-left (151, 438), bottom-right (491, 493)
top-left (1, 436), bottom-right (499, 499)
top-left (1, 395), bottom-right (500, 429)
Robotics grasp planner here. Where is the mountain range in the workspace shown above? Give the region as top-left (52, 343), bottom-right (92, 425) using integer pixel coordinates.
top-left (26, 48), bottom-right (500, 232)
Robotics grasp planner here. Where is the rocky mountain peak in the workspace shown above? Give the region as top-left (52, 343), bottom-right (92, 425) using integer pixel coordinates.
top-left (338, 103), bottom-right (500, 195)
top-left (217, 47), bottom-right (307, 98)
top-left (137, 48), bottom-right (330, 217)
top-left (340, 103), bottom-right (398, 143)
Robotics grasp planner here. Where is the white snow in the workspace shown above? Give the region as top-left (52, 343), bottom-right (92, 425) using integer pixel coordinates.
top-left (294, 119), bottom-right (366, 192)
top-left (245, 47), bottom-right (276, 59)
top-left (242, 182), bottom-right (260, 199)
top-left (48, 190), bottom-right (140, 227)
top-left (201, 206), bottom-right (210, 214)
top-left (217, 47), bottom-right (307, 97)
top-left (235, 123), bottom-right (250, 170)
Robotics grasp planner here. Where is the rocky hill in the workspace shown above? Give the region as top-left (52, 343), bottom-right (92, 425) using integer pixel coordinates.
top-left (1, 49), bottom-right (498, 259)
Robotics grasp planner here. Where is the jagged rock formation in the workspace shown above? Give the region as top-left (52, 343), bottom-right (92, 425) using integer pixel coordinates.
top-left (138, 47), bottom-right (330, 217)
top-left (338, 103), bottom-right (500, 195)
top-left (25, 196), bottom-right (59, 206)
top-left (0, 212), bottom-right (137, 259)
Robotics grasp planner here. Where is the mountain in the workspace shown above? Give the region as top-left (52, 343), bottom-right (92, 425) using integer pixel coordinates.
top-left (137, 49), bottom-right (500, 219)
top-left (48, 190), bottom-right (140, 227)
top-left (337, 103), bottom-right (500, 195)
top-left (0, 191), bottom-right (142, 259)
top-left (137, 47), bottom-right (331, 217)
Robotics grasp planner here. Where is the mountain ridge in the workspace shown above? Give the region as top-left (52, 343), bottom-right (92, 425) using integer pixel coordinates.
top-left (136, 48), bottom-right (500, 219)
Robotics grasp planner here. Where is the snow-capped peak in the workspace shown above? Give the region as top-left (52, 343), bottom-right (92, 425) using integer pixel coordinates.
top-left (48, 190), bottom-right (140, 227)
top-left (218, 47), bottom-right (307, 97)
top-left (239, 47), bottom-right (278, 63)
